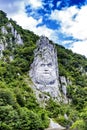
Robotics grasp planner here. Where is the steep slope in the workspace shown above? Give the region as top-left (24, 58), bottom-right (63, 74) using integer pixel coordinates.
top-left (0, 10), bottom-right (87, 130)
top-left (29, 36), bottom-right (62, 101)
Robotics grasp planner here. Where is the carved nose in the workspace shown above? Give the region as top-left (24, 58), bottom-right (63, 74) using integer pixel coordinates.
top-left (45, 69), bottom-right (48, 71)
top-left (44, 66), bottom-right (48, 70)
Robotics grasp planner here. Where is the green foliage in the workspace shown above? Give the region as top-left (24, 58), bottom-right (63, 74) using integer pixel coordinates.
top-left (0, 10), bottom-right (8, 25)
top-left (0, 105), bottom-right (49, 130)
top-left (56, 44), bottom-right (87, 86)
top-left (16, 107), bottom-right (45, 130)
top-left (0, 89), bottom-right (16, 106)
top-left (70, 119), bottom-right (86, 130)
top-left (46, 98), bottom-right (60, 118)
top-left (0, 10), bottom-right (87, 130)
top-left (67, 85), bottom-right (87, 110)
top-left (0, 78), bottom-right (49, 129)
top-left (56, 114), bottom-right (70, 127)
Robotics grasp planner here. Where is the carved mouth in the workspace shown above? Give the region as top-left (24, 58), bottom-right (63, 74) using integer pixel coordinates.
top-left (43, 72), bottom-right (50, 74)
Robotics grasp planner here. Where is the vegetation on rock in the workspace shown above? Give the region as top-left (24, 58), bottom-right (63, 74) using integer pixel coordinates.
top-left (0, 10), bottom-right (87, 130)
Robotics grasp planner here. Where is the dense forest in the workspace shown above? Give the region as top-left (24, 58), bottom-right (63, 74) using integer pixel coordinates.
top-left (0, 10), bottom-right (87, 130)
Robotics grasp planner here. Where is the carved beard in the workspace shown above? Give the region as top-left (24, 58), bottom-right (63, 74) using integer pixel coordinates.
top-left (34, 65), bottom-right (57, 85)
top-left (35, 75), bottom-right (56, 85)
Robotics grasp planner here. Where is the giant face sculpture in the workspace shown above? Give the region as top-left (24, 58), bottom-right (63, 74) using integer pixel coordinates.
top-left (29, 36), bottom-right (59, 95)
top-left (29, 36), bottom-right (61, 99)
top-left (34, 54), bottom-right (57, 85)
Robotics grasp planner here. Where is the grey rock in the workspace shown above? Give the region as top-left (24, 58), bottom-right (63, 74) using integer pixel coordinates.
top-left (60, 76), bottom-right (72, 104)
top-left (7, 23), bottom-right (23, 45)
top-left (60, 76), bottom-right (67, 96)
top-left (45, 119), bottom-right (66, 130)
top-left (7, 23), bottom-right (14, 34)
top-left (29, 36), bottom-right (61, 100)
top-left (15, 33), bottom-right (23, 45)
top-left (64, 114), bottom-right (68, 120)
top-left (1, 26), bottom-right (8, 34)
top-left (0, 43), bottom-right (4, 57)
top-left (9, 56), bottom-right (14, 61)
top-left (0, 23), bottom-right (23, 58)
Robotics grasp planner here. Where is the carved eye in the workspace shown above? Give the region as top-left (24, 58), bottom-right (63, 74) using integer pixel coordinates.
top-left (41, 64), bottom-right (45, 67)
top-left (48, 63), bottom-right (52, 67)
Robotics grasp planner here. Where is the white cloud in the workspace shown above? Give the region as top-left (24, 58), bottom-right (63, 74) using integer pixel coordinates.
top-left (11, 12), bottom-right (42, 30)
top-left (70, 40), bottom-right (87, 57)
top-left (26, 0), bottom-right (43, 9)
top-left (34, 25), bottom-right (54, 38)
top-left (50, 6), bottom-right (79, 30)
top-left (50, 5), bottom-right (87, 40)
top-left (0, 0), bottom-right (25, 15)
top-left (67, 6), bottom-right (87, 40)
top-left (7, 7), bottom-right (53, 39)
top-left (50, 5), bottom-right (87, 57)
top-left (6, 4), bottom-right (54, 42)
top-left (0, 0), bottom-right (87, 57)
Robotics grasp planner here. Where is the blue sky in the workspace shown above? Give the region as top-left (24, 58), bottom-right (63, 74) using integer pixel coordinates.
top-left (0, 0), bottom-right (87, 57)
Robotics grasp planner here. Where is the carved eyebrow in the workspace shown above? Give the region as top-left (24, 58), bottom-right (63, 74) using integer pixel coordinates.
top-left (40, 63), bottom-right (45, 66)
top-left (40, 63), bottom-right (52, 67)
top-left (47, 63), bottom-right (52, 66)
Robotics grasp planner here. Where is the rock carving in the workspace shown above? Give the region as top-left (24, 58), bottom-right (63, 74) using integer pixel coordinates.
top-left (29, 36), bottom-right (61, 100)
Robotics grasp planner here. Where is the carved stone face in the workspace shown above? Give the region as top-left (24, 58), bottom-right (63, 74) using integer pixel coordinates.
top-left (29, 36), bottom-right (61, 100)
top-left (34, 58), bottom-right (57, 85)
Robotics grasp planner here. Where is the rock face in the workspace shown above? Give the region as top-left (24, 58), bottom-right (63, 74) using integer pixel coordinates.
top-left (1, 23), bottom-right (23, 45)
top-left (0, 42), bottom-right (5, 58)
top-left (0, 22), bottom-right (23, 58)
top-left (6, 23), bottom-right (23, 45)
top-left (29, 36), bottom-right (61, 100)
top-left (60, 76), bottom-right (72, 104)
top-left (60, 76), bottom-right (67, 96)
top-left (1, 26), bottom-right (8, 34)
top-left (45, 119), bottom-right (66, 130)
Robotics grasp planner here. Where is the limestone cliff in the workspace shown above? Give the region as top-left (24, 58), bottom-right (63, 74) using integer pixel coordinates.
top-left (0, 22), bottom-right (23, 58)
top-left (60, 76), bottom-right (71, 103)
top-left (29, 36), bottom-right (62, 101)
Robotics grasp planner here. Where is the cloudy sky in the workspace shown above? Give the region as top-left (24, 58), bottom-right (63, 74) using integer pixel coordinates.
top-left (0, 0), bottom-right (87, 57)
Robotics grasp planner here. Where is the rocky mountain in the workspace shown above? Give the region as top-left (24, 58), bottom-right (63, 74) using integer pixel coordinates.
top-left (0, 22), bottom-right (23, 58)
top-left (29, 36), bottom-right (71, 104)
top-left (0, 10), bottom-right (87, 130)
top-left (0, 10), bottom-right (70, 104)
top-left (29, 36), bottom-right (61, 100)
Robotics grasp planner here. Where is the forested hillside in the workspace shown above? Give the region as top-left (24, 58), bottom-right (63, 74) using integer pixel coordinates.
top-left (0, 10), bottom-right (87, 130)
